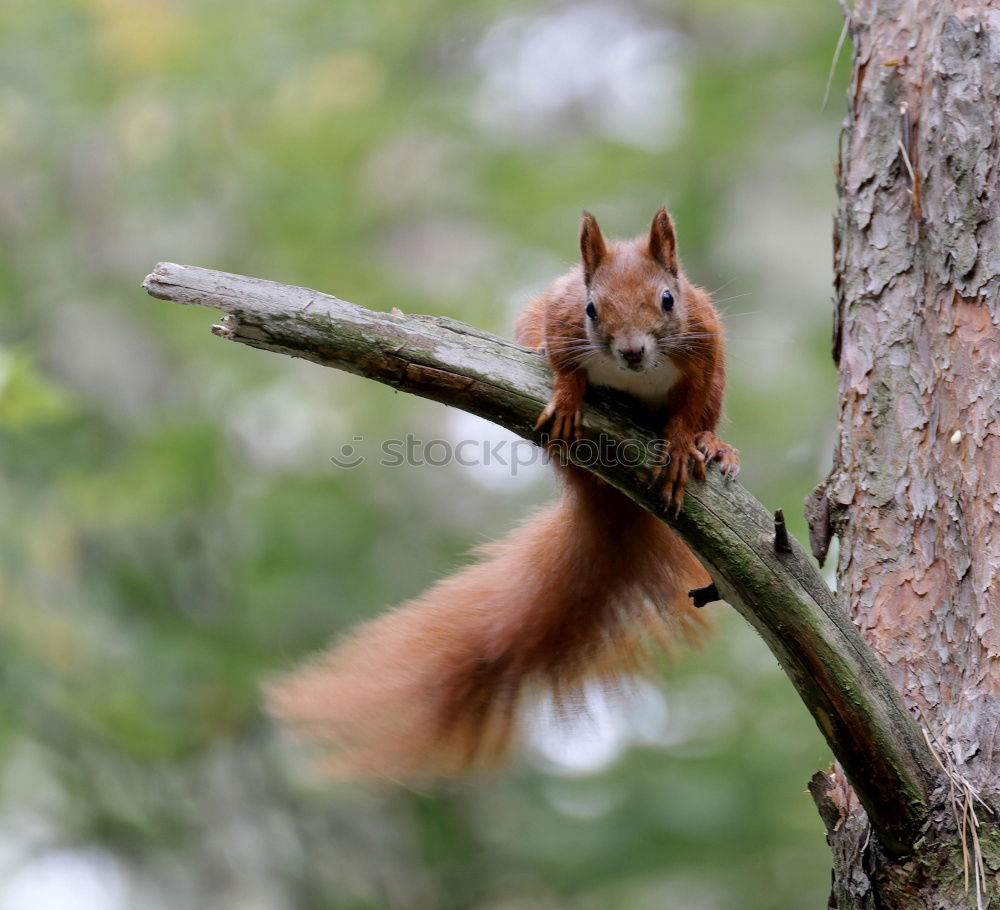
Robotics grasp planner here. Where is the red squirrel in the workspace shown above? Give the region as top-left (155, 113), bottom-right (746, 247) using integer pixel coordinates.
top-left (270, 208), bottom-right (738, 780)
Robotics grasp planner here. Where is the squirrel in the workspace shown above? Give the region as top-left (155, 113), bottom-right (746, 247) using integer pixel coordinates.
top-left (269, 207), bottom-right (739, 780)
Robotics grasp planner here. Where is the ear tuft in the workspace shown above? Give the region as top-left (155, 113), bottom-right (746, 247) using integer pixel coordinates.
top-left (579, 210), bottom-right (607, 284)
top-left (648, 206), bottom-right (679, 273)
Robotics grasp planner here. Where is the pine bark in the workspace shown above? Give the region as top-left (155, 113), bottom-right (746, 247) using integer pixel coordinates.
top-left (817, 0), bottom-right (1000, 904)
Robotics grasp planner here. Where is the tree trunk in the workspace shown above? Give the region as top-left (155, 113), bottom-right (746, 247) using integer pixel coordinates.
top-left (818, 0), bottom-right (1000, 904)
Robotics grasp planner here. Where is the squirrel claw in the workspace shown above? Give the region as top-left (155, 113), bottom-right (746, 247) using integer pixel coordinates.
top-left (535, 400), bottom-right (581, 447)
top-left (694, 432), bottom-right (740, 479)
top-left (534, 401), bottom-right (557, 433)
top-left (653, 435), bottom-right (704, 515)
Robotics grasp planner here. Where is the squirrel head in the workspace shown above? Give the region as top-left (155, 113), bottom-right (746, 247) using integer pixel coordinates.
top-left (579, 207), bottom-right (691, 374)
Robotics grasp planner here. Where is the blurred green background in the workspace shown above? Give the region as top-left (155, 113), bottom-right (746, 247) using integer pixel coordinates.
top-left (1, 0), bottom-right (850, 907)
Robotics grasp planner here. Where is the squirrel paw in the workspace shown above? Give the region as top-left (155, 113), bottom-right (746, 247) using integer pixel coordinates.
top-left (534, 399), bottom-right (582, 448)
top-left (652, 434), bottom-right (704, 516)
top-left (694, 432), bottom-right (740, 478)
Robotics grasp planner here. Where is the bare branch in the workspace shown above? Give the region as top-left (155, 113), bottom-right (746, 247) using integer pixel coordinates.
top-left (774, 509), bottom-right (793, 554)
top-left (143, 261), bottom-right (937, 855)
top-left (689, 583), bottom-right (721, 609)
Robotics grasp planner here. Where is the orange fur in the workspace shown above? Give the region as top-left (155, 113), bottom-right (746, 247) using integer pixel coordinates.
top-left (269, 468), bottom-right (707, 779)
top-left (269, 209), bottom-right (736, 781)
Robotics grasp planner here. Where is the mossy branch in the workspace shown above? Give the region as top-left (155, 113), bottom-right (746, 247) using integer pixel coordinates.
top-left (143, 261), bottom-right (937, 855)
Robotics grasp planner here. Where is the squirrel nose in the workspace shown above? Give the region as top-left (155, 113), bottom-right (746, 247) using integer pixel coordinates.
top-left (619, 345), bottom-right (645, 367)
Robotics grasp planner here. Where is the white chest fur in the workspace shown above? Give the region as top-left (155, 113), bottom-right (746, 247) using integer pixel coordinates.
top-left (584, 355), bottom-right (679, 411)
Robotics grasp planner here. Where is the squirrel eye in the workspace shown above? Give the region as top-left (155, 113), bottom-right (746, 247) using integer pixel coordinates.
top-left (585, 299), bottom-right (597, 320)
top-left (661, 289), bottom-right (675, 312)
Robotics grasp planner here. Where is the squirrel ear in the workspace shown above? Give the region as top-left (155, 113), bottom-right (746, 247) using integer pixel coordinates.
top-left (579, 210), bottom-right (607, 284)
top-left (648, 206), bottom-right (679, 273)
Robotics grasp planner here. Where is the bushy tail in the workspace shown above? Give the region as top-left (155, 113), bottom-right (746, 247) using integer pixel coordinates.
top-left (268, 468), bottom-right (709, 780)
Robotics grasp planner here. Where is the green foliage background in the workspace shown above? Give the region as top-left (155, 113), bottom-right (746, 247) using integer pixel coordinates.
top-left (0, 1), bottom-right (850, 907)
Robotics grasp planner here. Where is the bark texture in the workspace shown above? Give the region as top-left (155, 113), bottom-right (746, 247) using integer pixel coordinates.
top-left (819, 0), bottom-right (1000, 904)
